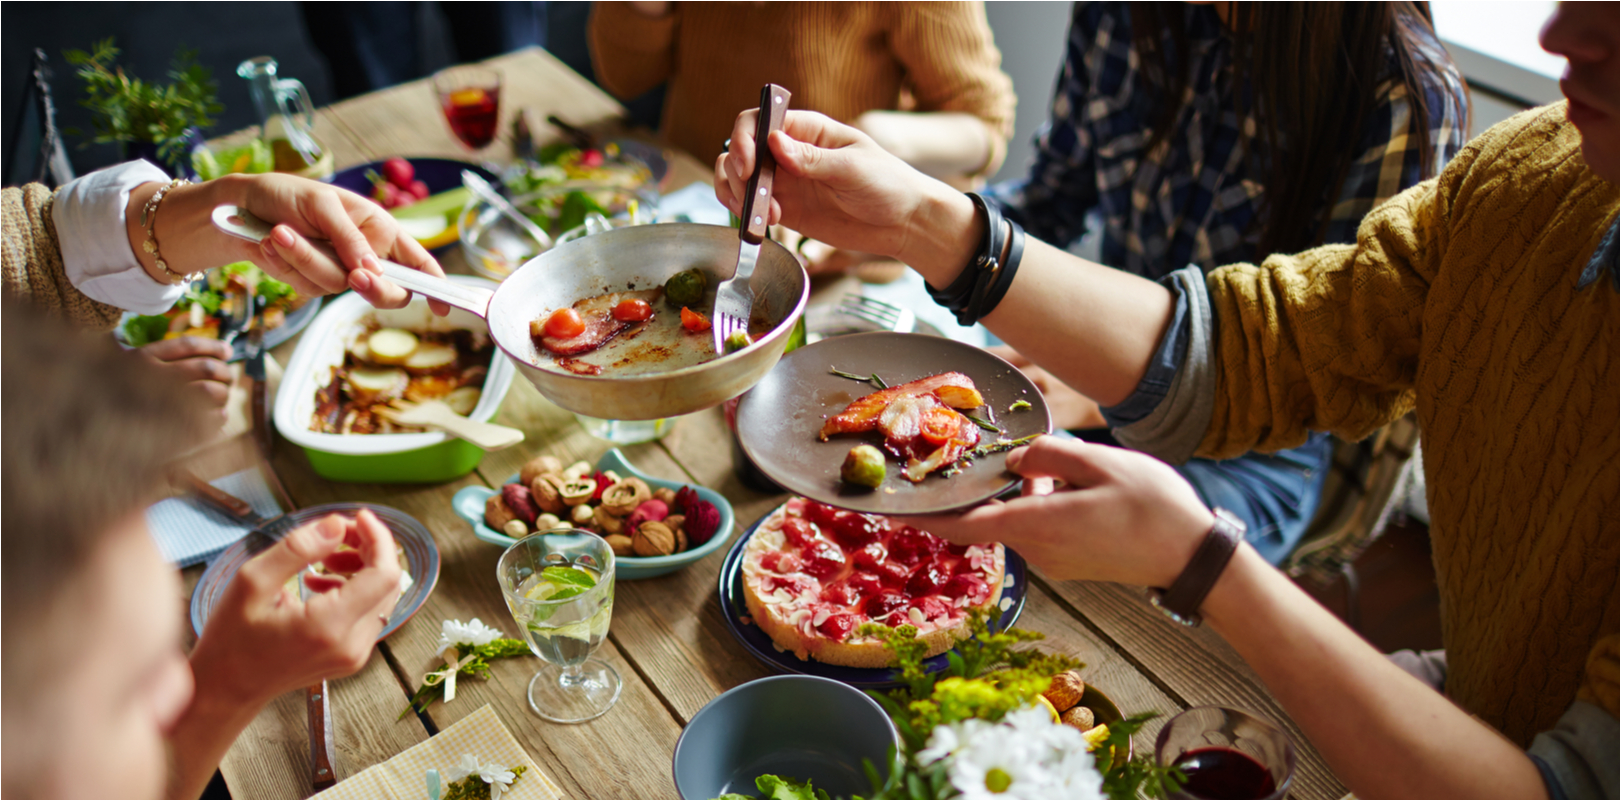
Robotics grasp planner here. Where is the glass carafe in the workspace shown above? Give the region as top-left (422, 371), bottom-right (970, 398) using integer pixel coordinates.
top-left (236, 57), bottom-right (333, 178)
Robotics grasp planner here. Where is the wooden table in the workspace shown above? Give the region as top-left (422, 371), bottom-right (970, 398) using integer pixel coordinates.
top-left (189, 47), bottom-right (1348, 800)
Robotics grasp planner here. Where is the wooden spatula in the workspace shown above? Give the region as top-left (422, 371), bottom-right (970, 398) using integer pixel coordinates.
top-left (376, 400), bottom-right (524, 451)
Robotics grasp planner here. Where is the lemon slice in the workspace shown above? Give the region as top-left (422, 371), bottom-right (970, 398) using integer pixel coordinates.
top-left (545, 619), bottom-right (594, 642)
top-left (1036, 695), bottom-right (1061, 724)
top-left (525, 581), bottom-right (561, 602)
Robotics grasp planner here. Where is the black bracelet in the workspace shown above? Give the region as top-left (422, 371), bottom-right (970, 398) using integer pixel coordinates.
top-left (927, 192), bottom-right (1003, 315)
top-left (968, 218), bottom-right (1025, 323)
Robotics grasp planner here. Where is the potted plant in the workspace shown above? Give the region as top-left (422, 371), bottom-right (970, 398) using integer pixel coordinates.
top-left (64, 38), bottom-right (223, 177)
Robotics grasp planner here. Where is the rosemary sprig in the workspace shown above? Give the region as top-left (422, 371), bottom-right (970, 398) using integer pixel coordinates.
top-left (829, 367), bottom-right (888, 391)
top-left (965, 414), bottom-right (1002, 434)
top-left (939, 433), bottom-right (1042, 477)
top-left (1008, 399), bottom-right (1033, 412)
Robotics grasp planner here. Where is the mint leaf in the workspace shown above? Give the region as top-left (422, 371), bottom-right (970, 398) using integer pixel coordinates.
top-left (755, 775), bottom-right (830, 800)
top-left (541, 566), bottom-right (596, 588)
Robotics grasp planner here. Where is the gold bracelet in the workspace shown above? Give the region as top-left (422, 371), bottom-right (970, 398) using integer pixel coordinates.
top-left (139, 178), bottom-right (197, 284)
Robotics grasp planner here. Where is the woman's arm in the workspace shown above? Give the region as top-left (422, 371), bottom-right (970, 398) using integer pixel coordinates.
top-left (880, 1), bottom-right (1014, 181)
top-left (911, 437), bottom-right (1552, 800)
top-left (587, 1), bottom-right (679, 101)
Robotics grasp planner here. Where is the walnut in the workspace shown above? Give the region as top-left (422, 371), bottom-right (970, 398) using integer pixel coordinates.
top-left (633, 521), bottom-right (677, 557)
top-left (570, 503), bottom-right (595, 524)
top-left (605, 534), bottom-right (635, 557)
top-left (593, 504), bottom-right (625, 534)
top-left (1060, 705), bottom-right (1095, 730)
top-left (502, 519), bottom-right (530, 539)
top-left (601, 478), bottom-right (652, 516)
top-left (663, 514), bottom-right (686, 533)
top-left (520, 455), bottom-right (564, 487)
top-left (1043, 671), bottom-right (1086, 712)
top-left (653, 487), bottom-right (678, 506)
top-left (484, 494), bottom-right (519, 530)
top-left (530, 474), bottom-right (567, 514)
top-left (560, 478), bottom-right (597, 506)
top-left (562, 460), bottom-right (593, 479)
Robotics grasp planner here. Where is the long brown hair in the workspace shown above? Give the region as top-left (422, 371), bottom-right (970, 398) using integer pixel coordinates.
top-left (1131, 2), bottom-right (1463, 256)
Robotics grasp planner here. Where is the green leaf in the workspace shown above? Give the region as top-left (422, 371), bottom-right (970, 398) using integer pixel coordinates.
top-left (554, 190), bottom-right (606, 236)
top-left (122, 314), bottom-right (170, 347)
top-left (541, 565), bottom-right (597, 588)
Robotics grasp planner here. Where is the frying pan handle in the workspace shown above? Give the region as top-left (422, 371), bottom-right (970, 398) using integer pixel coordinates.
top-left (738, 84), bottom-right (791, 246)
top-left (210, 205), bottom-right (494, 316)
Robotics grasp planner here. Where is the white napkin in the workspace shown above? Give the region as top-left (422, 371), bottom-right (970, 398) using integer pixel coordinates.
top-left (146, 467), bottom-right (283, 566)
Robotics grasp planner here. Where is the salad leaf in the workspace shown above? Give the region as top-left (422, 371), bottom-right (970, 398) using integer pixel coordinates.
top-left (257, 276), bottom-right (296, 307)
top-left (554, 190), bottom-right (606, 237)
top-left (707, 775), bottom-right (830, 800)
top-left (123, 314), bottom-right (171, 347)
top-left (536, 142), bottom-right (578, 165)
top-left (179, 285), bottom-right (222, 315)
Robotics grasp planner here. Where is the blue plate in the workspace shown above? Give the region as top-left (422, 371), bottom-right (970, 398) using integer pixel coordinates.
top-left (327, 157), bottom-right (496, 200)
top-left (189, 502), bottom-right (440, 640)
top-left (450, 448), bottom-right (735, 580)
top-left (718, 503), bottom-right (1027, 689)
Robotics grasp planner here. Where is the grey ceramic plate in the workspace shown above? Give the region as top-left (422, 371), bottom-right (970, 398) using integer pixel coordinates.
top-left (735, 332), bottom-right (1052, 515)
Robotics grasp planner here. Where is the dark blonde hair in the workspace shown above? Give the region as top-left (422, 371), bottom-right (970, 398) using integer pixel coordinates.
top-left (1, 302), bottom-right (210, 684)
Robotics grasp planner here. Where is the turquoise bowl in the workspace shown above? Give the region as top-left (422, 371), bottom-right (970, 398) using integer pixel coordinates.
top-left (451, 448), bottom-right (734, 580)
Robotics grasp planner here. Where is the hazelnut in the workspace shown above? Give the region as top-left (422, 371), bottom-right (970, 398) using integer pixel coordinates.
top-left (484, 494), bottom-right (519, 530)
top-left (561, 460), bottom-right (593, 479)
top-left (601, 478), bottom-right (652, 515)
top-left (1043, 671), bottom-right (1086, 712)
top-left (633, 521), bottom-right (677, 557)
top-left (653, 487), bottom-right (678, 505)
top-left (560, 478), bottom-right (597, 506)
top-left (570, 503), bottom-right (595, 524)
top-left (502, 519), bottom-right (529, 539)
top-left (535, 513), bottom-right (563, 531)
top-left (674, 526), bottom-right (689, 553)
top-left (593, 505), bottom-right (625, 534)
top-left (1061, 705), bottom-right (1096, 730)
top-left (605, 534), bottom-right (635, 557)
top-left (519, 455), bottom-right (564, 487)
top-left (530, 475), bottom-right (567, 514)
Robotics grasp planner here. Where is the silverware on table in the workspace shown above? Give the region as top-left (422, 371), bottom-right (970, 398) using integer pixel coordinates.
top-left (836, 294), bottom-right (917, 334)
top-left (461, 170), bottom-right (554, 251)
top-left (713, 83), bottom-right (792, 355)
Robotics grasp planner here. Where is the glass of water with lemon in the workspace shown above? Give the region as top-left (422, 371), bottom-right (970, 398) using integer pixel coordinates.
top-left (497, 530), bottom-right (620, 722)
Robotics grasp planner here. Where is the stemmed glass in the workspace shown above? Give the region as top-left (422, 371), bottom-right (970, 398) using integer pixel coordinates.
top-left (433, 66), bottom-right (502, 151)
top-left (1154, 706), bottom-right (1296, 800)
top-left (497, 530), bottom-right (621, 723)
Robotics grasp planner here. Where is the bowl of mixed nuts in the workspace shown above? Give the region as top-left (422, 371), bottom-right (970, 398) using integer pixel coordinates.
top-left (451, 448), bottom-right (735, 580)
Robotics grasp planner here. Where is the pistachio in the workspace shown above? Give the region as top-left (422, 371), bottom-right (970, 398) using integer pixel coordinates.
top-left (535, 513), bottom-right (562, 531)
top-left (570, 503), bottom-right (595, 524)
top-left (560, 478), bottom-right (597, 506)
top-left (592, 505), bottom-right (625, 535)
top-left (519, 455), bottom-right (564, 487)
top-left (601, 477), bottom-right (651, 515)
top-left (530, 474), bottom-right (567, 514)
top-left (605, 534), bottom-right (635, 557)
top-left (502, 519), bottom-right (529, 539)
top-left (633, 521), bottom-right (677, 557)
top-left (484, 494), bottom-right (519, 530)
top-left (561, 460), bottom-right (593, 479)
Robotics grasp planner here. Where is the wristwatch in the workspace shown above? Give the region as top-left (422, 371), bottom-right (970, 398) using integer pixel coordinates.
top-left (1147, 507), bottom-right (1246, 627)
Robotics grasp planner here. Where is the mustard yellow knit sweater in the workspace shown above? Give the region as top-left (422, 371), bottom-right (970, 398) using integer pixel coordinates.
top-left (1201, 103), bottom-right (1620, 745)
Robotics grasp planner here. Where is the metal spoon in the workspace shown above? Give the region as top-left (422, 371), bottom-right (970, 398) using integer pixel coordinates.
top-left (460, 170), bottom-right (554, 251)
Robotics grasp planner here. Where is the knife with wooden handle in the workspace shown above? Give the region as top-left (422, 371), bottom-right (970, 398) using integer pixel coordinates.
top-left (309, 683), bottom-right (337, 790)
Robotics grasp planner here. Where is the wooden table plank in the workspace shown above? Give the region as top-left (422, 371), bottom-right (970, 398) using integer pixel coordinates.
top-left (1038, 577), bottom-right (1347, 800)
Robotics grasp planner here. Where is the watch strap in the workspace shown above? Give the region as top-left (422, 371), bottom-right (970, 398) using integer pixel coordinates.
top-left (1150, 507), bottom-right (1245, 626)
top-left (927, 192), bottom-right (1002, 311)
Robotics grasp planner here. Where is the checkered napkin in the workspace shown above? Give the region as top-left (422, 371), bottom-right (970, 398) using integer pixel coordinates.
top-left (145, 468), bottom-right (283, 567)
top-left (311, 704), bottom-right (565, 800)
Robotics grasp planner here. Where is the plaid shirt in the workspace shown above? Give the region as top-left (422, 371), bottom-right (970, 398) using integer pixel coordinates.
top-left (989, 1), bottom-right (1469, 281)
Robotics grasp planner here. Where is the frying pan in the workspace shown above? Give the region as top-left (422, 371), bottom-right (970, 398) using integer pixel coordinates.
top-left (213, 207), bottom-right (809, 420)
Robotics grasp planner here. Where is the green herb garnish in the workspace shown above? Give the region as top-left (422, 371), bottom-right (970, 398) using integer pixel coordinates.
top-left (399, 638), bottom-right (530, 719)
top-left (965, 414), bottom-right (1002, 434)
top-left (829, 367), bottom-right (889, 391)
top-left (1009, 399), bottom-right (1032, 412)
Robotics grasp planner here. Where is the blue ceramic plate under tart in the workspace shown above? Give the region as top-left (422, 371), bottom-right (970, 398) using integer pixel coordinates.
top-left (718, 503), bottom-right (1028, 689)
top-left (189, 502), bottom-right (440, 639)
top-left (450, 448), bottom-right (735, 580)
top-left (327, 157), bottom-right (496, 200)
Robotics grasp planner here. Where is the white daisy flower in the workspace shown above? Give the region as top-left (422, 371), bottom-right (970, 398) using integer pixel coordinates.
top-left (478, 761), bottom-right (517, 800)
top-left (435, 618), bottom-right (504, 655)
top-left (948, 728), bottom-right (1050, 800)
top-left (918, 717), bottom-right (991, 765)
top-left (444, 753), bottom-right (482, 783)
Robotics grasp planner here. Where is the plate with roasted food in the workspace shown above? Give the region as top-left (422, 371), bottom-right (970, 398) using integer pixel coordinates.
top-left (718, 498), bottom-right (1026, 688)
top-left (734, 332), bottom-right (1051, 515)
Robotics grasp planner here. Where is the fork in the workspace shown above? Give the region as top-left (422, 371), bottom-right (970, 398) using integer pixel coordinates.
top-left (713, 84), bottom-right (792, 354)
top-left (837, 294), bottom-right (916, 334)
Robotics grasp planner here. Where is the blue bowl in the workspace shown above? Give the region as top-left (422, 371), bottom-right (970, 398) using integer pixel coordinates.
top-left (672, 675), bottom-right (899, 800)
top-left (327, 157), bottom-right (496, 199)
top-left (451, 448), bottom-right (734, 580)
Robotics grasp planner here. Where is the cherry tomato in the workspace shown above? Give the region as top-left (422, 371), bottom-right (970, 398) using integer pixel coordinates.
top-left (543, 308), bottom-right (586, 339)
top-left (919, 408), bottom-right (960, 444)
top-left (611, 298), bottom-right (653, 322)
top-left (580, 149), bottom-right (604, 167)
top-left (680, 306), bottom-right (712, 332)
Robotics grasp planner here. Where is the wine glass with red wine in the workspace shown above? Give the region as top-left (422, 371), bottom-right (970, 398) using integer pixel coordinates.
top-left (1155, 706), bottom-right (1296, 800)
top-left (432, 66), bottom-right (502, 151)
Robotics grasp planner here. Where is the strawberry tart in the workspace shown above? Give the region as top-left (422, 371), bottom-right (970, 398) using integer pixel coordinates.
top-left (741, 497), bottom-right (1006, 668)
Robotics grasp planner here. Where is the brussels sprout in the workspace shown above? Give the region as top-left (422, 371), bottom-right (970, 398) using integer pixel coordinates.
top-left (841, 444), bottom-right (887, 489)
top-left (664, 268), bottom-right (708, 308)
top-left (725, 331), bottom-right (752, 353)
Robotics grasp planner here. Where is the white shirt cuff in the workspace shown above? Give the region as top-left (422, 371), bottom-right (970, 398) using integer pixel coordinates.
top-left (53, 160), bottom-right (186, 315)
